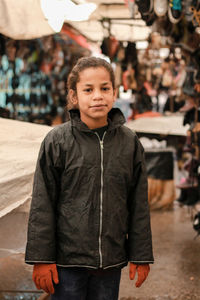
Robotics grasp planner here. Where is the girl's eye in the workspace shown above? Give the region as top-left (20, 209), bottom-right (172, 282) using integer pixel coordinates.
top-left (84, 88), bottom-right (92, 92)
top-left (102, 87), bottom-right (110, 91)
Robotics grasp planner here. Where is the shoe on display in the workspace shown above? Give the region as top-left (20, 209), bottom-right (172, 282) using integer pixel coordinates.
top-left (182, 0), bottom-right (194, 22)
top-left (154, 0), bottom-right (168, 17)
top-left (168, 0), bottom-right (182, 24)
top-left (182, 143), bottom-right (195, 153)
top-left (182, 67), bottom-right (196, 97)
top-left (183, 157), bottom-right (199, 173)
top-left (135, 0), bottom-right (153, 16)
top-left (179, 98), bottom-right (196, 112)
top-left (141, 12), bottom-right (157, 26)
top-left (189, 2), bottom-right (200, 28)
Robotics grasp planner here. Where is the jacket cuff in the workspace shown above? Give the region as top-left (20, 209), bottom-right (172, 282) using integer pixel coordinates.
top-left (129, 260), bottom-right (154, 264)
top-left (25, 260), bottom-right (56, 265)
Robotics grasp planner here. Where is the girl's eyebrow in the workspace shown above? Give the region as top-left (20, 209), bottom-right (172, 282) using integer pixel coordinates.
top-left (83, 82), bottom-right (110, 86)
top-left (83, 83), bottom-right (93, 86)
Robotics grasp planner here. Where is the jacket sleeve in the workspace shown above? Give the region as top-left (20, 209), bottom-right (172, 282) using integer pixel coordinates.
top-left (25, 130), bottom-right (62, 264)
top-left (127, 135), bottom-right (154, 264)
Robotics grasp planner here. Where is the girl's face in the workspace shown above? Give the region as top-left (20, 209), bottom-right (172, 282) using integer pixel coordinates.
top-left (70, 67), bottom-right (116, 129)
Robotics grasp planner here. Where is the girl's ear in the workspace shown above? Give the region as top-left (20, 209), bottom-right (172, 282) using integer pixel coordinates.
top-left (113, 88), bottom-right (117, 102)
top-left (69, 89), bottom-right (78, 105)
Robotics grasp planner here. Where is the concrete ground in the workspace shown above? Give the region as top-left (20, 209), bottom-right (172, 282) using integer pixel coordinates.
top-left (0, 201), bottom-right (200, 300)
top-left (119, 203), bottom-right (200, 300)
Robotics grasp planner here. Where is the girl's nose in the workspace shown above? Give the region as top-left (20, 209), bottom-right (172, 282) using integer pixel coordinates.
top-left (93, 89), bottom-right (103, 99)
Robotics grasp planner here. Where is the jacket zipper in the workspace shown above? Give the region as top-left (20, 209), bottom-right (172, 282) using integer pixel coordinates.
top-left (95, 131), bottom-right (106, 268)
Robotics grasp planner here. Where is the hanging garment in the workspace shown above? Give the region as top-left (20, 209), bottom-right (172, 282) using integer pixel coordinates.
top-left (100, 36), bottom-right (119, 61)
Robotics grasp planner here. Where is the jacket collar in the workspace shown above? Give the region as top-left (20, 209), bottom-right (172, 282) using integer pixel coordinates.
top-left (69, 108), bottom-right (126, 132)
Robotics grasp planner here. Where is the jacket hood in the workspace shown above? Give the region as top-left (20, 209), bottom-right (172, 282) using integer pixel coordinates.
top-left (69, 108), bottom-right (126, 132)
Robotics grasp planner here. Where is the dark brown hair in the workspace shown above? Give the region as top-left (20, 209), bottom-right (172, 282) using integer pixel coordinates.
top-left (67, 56), bottom-right (115, 92)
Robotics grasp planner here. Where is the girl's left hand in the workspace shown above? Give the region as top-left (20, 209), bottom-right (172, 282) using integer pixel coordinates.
top-left (129, 262), bottom-right (150, 287)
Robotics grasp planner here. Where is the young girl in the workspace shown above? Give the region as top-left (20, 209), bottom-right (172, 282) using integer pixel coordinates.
top-left (25, 56), bottom-right (154, 300)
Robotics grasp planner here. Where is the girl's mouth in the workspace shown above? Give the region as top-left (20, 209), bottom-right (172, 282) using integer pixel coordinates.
top-left (90, 104), bottom-right (106, 108)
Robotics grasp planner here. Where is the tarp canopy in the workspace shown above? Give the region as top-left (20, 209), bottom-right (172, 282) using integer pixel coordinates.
top-left (0, 0), bottom-right (55, 40)
top-left (68, 0), bottom-right (151, 43)
top-left (0, 118), bottom-right (51, 218)
top-left (0, 0), bottom-right (151, 43)
top-left (0, 0), bottom-right (97, 40)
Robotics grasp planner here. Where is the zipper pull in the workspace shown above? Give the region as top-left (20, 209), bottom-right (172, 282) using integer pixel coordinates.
top-left (100, 141), bottom-right (104, 150)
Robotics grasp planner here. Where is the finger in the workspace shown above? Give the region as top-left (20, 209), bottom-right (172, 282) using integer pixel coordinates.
top-left (52, 266), bottom-right (59, 285)
top-left (145, 266), bottom-right (150, 278)
top-left (136, 272), bottom-right (146, 287)
top-left (144, 265), bottom-right (150, 278)
top-left (144, 269), bottom-right (149, 279)
top-left (32, 270), bottom-right (38, 286)
top-left (136, 266), bottom-right (149, 288)
top-left (46, 275), bottom-right (55, 294)
top-left (129, 264), bottom-right (136, 280)
top-left (34, 276), bottom-right (41, 290)
top-left (40, 278), bottom-right (50, 294)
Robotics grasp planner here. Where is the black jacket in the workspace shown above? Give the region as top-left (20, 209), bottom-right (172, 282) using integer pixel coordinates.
top-left (25, 108), bottom-right (154, 269)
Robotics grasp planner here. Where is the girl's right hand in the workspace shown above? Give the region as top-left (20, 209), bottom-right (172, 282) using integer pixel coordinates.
top-left (32, 263), bottom-right (59, 294)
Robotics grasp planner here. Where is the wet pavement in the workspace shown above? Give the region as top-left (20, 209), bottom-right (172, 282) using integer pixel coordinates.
top-left (0, 201), bottom-right (200, 300)
top-left (119, 203), bottom-right (200, 300)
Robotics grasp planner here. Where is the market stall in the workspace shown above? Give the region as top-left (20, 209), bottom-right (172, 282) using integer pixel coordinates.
top-left (126, 115), bottom-right (188, 209)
